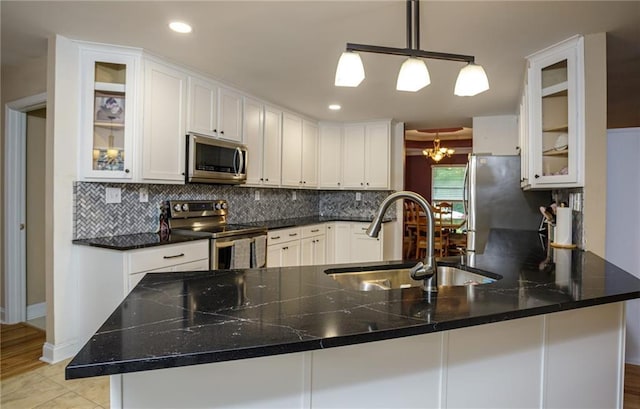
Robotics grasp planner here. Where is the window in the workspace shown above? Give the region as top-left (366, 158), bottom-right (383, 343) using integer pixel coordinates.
top-left (431, 165), bottom-right (466, 226)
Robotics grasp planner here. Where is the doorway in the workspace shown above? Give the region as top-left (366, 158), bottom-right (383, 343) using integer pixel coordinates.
top-left (3, 92), bottom-right (47, 329)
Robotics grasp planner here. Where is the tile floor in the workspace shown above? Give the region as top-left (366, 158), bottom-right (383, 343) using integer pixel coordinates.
top-left (0, 358), bottom-right (109, 409)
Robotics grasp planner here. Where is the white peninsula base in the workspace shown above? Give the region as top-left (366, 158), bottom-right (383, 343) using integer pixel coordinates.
top-left (110, 302), bottom-right (626, 408)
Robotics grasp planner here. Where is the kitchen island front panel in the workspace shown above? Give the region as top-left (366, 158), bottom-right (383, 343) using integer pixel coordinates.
top-left (66, 230), bottom-right (640, 380)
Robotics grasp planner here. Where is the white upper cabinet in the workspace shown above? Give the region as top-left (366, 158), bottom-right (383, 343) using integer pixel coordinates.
top-left (217, 87), bottom-right (243, 142)
top-left (79, 45), bottom-right (141, 181)
top-left (142, 59), bottom-right (187, 182)
top-left (282, 113), bottom-right (318, 188)
top-left (243, 98), bottom-right (282, 186)
top-left (342, 122), bottom-right (390, 189)
top-left (187, 77), bottom-right (217, 136)
top-left (525, 35), bottom-right (584, 189)
top-left (187, 77), bottom-right (243, 142)
top-left (318, 124), bottom-right (343, 189)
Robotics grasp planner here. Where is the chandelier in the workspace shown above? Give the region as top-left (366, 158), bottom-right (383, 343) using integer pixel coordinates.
top-left (423, 135), bottom-right (455, 162)
top-left (334, 0), bottom-right (489, 95)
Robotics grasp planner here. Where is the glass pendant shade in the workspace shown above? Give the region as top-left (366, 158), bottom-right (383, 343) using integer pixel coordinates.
top-left (454, 63), bottom-right (489, 96)
top-left (335, 51), bottom-right (365, 87)
top-left (396, 58), bottom-right (430, 92)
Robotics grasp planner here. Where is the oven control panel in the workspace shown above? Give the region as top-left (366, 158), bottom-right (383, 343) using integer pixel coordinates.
top-left (167, 200), bottom-right (228, 219)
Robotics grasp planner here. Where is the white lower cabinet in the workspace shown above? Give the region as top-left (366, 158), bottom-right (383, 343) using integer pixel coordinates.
top-left (266, 227), bottom-right (302, 268)
top-left (326, 222), bottom-right (384, 264)
top-left (113, 303), bottom-right (625, 409)
top-left (75, 240), bottom-right (209, 344)
top-left (300, 224), bottom-right (326, 266)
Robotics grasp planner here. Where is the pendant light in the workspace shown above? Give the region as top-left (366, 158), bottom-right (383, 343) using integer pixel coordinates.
top-left (335, 0), bottom-right (489, 96)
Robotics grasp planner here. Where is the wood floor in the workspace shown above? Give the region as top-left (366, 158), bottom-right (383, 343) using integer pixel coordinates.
top-left (1, 322), bottom-right (640, 407)
top-left (1, 323), bottom-right (46, 380)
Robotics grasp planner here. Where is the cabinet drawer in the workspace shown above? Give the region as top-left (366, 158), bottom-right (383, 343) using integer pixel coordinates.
top-left (267, 227), bottom-right (301, 245)
top-left (128, 240), bottom-right (209, 274)
top-left (302, 224), bottom-right (326, 238)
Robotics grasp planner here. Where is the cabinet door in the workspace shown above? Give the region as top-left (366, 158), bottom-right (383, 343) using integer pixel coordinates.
top-left (314, 236), bottom-right (327, 265)
top-left (302, 120), bottom-right (318, 187)
top-left (187, 77), bottom-right (217, 137)
top-left (350, 223), bottom-right (382, 263)
top-left (79, 48), bottom-right (139, 180)
top-left (262, 105), bottom-right (282, 186)
top-left (318, 125), bottom-right (343, 189)
top-left (365, 123), bottom-right (390, 189)
top-left (528, 36), bottom-right (584, 188)
top-left (243, 98), bottom-right (264, 185)
top-left (266, 245), bottom-right (282, 268)
top-left (281, 240), bottom-right (301, 267)
top-left (218, 87), bottom-right (243, 142)
top-left (142, 60), bottom-right (187, 182)
top-left (300, 237), bottom-right (314, 266)
top-left (333, 222), bottom-right (351, 263)
top-left (518, 86), bottom-right (530, 188)
top-left (281, 113), bottom-right (303, 187)
top-left (342, 125), bottom-right (366, 188)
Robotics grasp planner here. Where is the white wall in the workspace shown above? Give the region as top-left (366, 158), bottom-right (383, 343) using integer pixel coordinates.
top-left (472, 115), bottom-right (518, 155)
top-left (42, 35), bottom-right (81, 363)
top-left (606, 127), bottom-right (640, 365)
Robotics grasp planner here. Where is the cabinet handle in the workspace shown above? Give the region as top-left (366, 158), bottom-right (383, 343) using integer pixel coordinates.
top-left (289, 233), bottom-right (298, 237)
top-left (337, 182), bottom-right (341, 186)
top-left (213, 129), bottom-right (217, 133)
top-left (360, 182), bottom-right (364, 186)
top-left (361, 227), bottom-right (367, 231)
top-left (163, 253), bottom-right (185, 259)
top-left (303, 181), bottom-right (306, 184)
top-left (534, 174), bottom-right (540, 179)
top-left (260, 178), bottom-right (264, 181)
top-left (272, 235), bottom-right (281, 239)
top-left (327, 226), bottom-right (332, 229)
top-left (220, 130), bottom-right (224, 135)
top-left (310, 229), bottom-right (319, 232)
top-left (366, 182), bottom-right (369, 186)
top-left (125, 169), bottom-right (130, 173)
top-left (299, 180), bottom-right (303, 184)
top-left (265, 178), bottom-right (269, 182)
top-left (283, 246), bottom-right (288, 250)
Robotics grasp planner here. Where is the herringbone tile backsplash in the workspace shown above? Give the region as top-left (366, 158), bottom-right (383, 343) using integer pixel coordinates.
top-left (73, 182), bottom-right (394, 239)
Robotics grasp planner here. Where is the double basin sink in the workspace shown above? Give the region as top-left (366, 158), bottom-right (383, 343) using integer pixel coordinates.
top-left (325, 262), bottom-right (501, 292)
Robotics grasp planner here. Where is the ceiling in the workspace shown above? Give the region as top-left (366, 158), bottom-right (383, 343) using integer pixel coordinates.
top-left (2, 1), bottom-right (638, 130)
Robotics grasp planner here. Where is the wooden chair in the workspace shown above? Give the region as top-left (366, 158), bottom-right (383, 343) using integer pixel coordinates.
top-left (403, 201), bottom-right (420, 259)
top-left (416, 203), bottom-right (449, 259)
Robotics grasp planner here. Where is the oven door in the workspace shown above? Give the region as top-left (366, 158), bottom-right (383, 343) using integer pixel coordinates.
top-left (211, 232), bottom-right (267, 270)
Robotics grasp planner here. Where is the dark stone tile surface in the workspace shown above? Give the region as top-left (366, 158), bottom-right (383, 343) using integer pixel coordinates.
top-left (66, 229), bottom-right (640, 380)
top-left (72, 232), bottom-right (207, 250)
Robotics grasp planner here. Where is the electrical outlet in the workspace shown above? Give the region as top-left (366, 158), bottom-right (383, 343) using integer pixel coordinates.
top-left (355, 192), bottom-right (362, 201)
top-left (139, 187), bottom-right (149, 203)
top-left (292, 191), bottom-right (297, 201)
top-left (573, 192), bottom-right (582, 212)
top-left (105, 187), bottom-right (121, 204)
top-left (255, 190), bottom-right (260, 201)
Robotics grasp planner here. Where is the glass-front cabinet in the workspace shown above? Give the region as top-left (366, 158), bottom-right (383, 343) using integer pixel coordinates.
top-left (80, 47), bottom-right (140, 180)
top-left (526, 36), bottom-right (584, 189)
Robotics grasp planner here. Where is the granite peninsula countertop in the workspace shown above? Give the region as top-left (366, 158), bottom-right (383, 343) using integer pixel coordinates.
top-left (65, 229), bottom-right (640, 379)
top-left (71, 216), bottom-right (393, 250)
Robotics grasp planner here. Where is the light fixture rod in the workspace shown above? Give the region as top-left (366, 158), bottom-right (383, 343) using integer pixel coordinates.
top-left (346, 42), bottom-right (474, 64)
top-left (406, 0), bottom-right (412, 49)
top-left (413, 0), bottom-right (420, 50)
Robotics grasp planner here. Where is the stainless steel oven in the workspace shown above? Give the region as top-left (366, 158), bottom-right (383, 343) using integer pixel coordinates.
top-left (167, 200), bottom-right (267, 270)
top-left (185, 133), bottom-right (248, 184)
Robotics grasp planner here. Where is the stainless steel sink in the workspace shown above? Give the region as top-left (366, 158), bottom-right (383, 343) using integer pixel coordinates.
top-left (326, 264), bottom-right (500, 291)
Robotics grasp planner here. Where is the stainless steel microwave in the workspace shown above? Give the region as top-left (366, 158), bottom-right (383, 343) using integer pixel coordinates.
top-left (186, 133), bottom-right (247, 184)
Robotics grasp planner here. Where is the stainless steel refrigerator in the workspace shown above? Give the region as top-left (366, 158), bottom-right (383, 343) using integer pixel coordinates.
top-left (465, 154), bottom-right (551, 255)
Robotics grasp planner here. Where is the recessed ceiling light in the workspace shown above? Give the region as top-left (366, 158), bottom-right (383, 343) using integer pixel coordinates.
top-left (169, 21), bottom-right (192, 34)
top-left (328, 104), bottom-right (341, 111)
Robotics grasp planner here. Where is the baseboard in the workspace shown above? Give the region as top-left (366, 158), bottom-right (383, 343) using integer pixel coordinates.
top-left (41, 339), bottom-right (78, 364)
top-left (626, 356), bottom-right (640, 366)
top-left (27, 302), bottom-right (46, 320)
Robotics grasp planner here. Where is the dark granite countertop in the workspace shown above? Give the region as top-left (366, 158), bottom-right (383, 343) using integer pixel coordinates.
top-left (66, 229), bottom-right (640, 380)
top-left (71, 217), bottom-right (392, 250)
top-left (72, 232), bottom-right (208, 251)
top-left (246, 215), bottom-right (394, 230)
